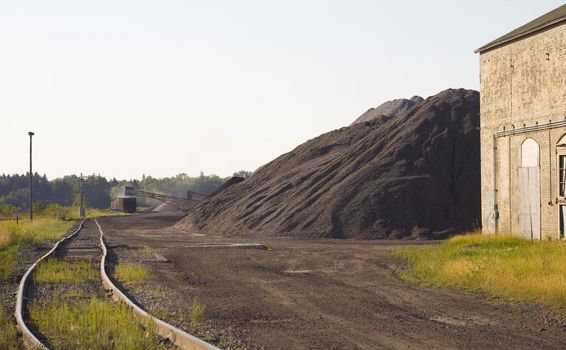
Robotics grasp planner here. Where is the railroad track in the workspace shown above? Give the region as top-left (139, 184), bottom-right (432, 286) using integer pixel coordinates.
top-left (15, 218), bottom-right (219, 350)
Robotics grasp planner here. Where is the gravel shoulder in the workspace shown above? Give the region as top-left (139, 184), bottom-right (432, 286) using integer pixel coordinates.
top-left (99, 213), bottom-right (566, 350)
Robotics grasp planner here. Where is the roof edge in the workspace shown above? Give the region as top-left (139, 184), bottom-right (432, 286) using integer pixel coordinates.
top-left (475, 9), bottom-right (566, 54)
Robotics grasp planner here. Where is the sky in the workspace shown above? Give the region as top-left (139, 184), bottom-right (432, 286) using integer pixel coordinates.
top-left (0, 0), bottom-right (564, 180)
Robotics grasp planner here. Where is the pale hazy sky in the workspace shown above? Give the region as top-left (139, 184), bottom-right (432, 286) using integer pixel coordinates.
top-left (0, 1), bottom-right (564, 179)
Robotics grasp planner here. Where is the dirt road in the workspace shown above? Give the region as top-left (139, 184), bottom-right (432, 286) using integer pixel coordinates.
top-left (99, 213), bottom-right (566, 350)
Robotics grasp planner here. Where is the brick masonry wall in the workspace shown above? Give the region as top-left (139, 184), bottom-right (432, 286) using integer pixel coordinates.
top-left (480, 24), bottom-right (566, 238)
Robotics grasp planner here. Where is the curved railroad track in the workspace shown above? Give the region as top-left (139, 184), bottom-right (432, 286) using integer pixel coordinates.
top-left (15, 218), bottom-right (219, 350)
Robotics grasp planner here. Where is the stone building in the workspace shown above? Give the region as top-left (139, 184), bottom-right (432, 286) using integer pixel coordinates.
top-left (476, 5), bottom-right (566, 239)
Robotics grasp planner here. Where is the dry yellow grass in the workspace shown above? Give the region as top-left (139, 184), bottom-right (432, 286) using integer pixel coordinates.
top-left (394, 233), bottom-right (566, 307)
top-left (0, 233), bottom-right (9, 247)
top-left (0, 218), bottom-right (74, 249)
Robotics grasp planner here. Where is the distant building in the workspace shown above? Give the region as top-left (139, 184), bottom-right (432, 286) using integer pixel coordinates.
top-left (476, 5), bottom-right (566, 239)
top-left (111, 197), bottom-right (137, 213)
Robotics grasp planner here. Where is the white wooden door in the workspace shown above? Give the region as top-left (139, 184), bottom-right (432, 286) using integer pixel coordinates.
top-left (519, 138), bottom-right (541, 240)
top-left (519, 166), bottom-right (541, 240)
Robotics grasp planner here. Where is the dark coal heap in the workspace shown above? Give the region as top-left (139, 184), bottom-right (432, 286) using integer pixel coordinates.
top-left (176, 89), bottom-right (480, 239)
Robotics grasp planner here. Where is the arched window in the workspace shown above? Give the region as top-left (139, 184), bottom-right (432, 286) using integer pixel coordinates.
top-left (521, 138), bottom-right (539, 167)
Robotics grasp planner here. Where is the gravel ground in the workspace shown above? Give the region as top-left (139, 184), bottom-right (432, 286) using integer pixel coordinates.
top-left (98, 213), bottom-right (566, 350)
top-left (105, 239), bottom-right (244, 348)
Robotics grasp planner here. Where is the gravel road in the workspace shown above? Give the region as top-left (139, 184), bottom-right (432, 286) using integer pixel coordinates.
top-left (99, 213), bottom-right (566, 350)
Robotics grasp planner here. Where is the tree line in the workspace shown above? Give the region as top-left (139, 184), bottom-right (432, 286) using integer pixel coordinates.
top-left (0, 171), bottom-right (251, 211)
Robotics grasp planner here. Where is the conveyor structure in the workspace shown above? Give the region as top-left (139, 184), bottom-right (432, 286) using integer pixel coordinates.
top-left (124, 186), bottom-right (206, 212)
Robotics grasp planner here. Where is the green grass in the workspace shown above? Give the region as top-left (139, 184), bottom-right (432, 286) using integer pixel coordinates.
top-left (140, 246), bottom-right (156, 259)
top-left (31, 260), bottom-right (170, 349)
top-left (115, 262), bottom-right (150, 285)
top-left (189, 298), bottom-right (206, 334)
top-left (0, 208), bottom-right (116, 279)
top-left (0, 246), bottom-right (19, 279)
top-left (0, 209), bottom-right (111, 350)
top-left (394, 232), bottom-right (566, 306)
top-left (0, 216), bottom-right (77, 350)
top-left (29, 297), bottom-right (169, 350)
top-left (35, 258), bottom-right (98, 284)
top-left (0, 310), bottom-right (19, 350)
top-left (0, 218), bottom-right (75, 279)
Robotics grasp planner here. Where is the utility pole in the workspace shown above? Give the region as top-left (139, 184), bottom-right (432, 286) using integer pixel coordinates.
top-left (28, 131), bottom-right (34, 221)
top-left (79, 173), bottom-right (85, 218)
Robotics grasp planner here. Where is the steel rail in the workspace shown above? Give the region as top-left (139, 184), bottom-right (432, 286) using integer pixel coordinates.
top-left (15, 219), bottom-right (86, 350)
top-left (95, 219), bottom-right (220, 350)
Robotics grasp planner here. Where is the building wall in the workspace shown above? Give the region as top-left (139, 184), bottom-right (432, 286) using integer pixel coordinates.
top-left (480, 24), bottom-right (566, 238)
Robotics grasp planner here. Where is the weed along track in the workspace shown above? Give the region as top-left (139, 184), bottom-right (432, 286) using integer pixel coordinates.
top-left (15, 218), bottom-right (219, 350)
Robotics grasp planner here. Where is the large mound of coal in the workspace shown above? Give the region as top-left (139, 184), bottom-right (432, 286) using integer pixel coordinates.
top-left (177, 89), bottom-right (480, 239)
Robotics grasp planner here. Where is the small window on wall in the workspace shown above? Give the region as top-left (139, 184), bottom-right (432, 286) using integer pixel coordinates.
top-left (560, 155), bottom-right (566, 197)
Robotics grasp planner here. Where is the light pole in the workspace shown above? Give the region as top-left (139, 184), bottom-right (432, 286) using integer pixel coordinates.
top-left (28, 131), bottom-right (34, 221)
top-left (79, 173), bottom-right (85, 218)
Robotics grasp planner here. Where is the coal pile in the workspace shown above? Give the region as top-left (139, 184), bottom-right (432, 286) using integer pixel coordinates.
top-left (176, 89), bottom-right (480, 239)
top-left (352, 95), bottom-right (423, 125)
top-left (209, 176), bottom-right (245, 197)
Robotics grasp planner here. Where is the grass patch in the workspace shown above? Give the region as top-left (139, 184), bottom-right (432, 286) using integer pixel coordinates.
top-left (148, 305), bottom-right (173, 320)
top-left (29, 297), bottom-right (169, 350)
top-left (0, 216), bottom-right (77, 349)
top-left (0, 246), bottom-right (19, 279)
top-left (189, 298), bottom-right (206, 334)
top-left (219, 327), bottom-right (245, 350)
top-left (83, 207), bottom-right (119, 219)
top-left (35, 258), bottom-right (98, 284)
top-left (0, 218), bottom-right (74, 249)
top-left (0, 211), bottom-right (107, 349)
top-left (147, 297), bottom-right (246, 348)
top-left (0, 310), bottom-right (19, 350)
top-left (394, 232), bottom-right (566, 306)
top-left (140, 246), bottom-right (156, 259)
top-left (115, 262), bottom-right (150, 285)
top-left (0, 218), bottom-right (75, 279)
top-left (146, 286), bottom-right (168, 298)
top-left (0, 207), bottom-right (114, 278)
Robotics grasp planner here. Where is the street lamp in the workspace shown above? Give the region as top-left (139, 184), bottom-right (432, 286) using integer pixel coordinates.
top-left (28, 132), bottom-right (34, 221)
top-left (79, 173), bottom-right (85, 218)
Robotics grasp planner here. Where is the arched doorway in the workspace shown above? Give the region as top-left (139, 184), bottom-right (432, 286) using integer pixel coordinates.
top-left (519, 138), bottom-right (541, 240)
